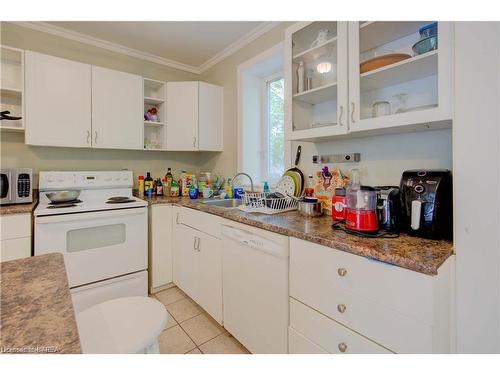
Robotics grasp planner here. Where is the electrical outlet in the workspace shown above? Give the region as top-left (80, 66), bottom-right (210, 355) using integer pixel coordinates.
top-left (313, 153), bottom-right (361, 164)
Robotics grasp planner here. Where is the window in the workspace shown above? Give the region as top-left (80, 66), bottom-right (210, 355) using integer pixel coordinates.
top-left (263, 75), bottom-right (285, 183)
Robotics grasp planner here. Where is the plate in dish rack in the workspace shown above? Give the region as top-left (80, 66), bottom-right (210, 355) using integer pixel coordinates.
top-left (275, 175), bottom-right (296, 197)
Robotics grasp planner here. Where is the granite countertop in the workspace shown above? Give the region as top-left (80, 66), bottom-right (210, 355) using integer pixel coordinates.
top-left (0, 253), bottom-right (81, 354)
top-left (142, 194), bottom-right (453, 275)
top-left (0, 200), bottom-right (37, 216)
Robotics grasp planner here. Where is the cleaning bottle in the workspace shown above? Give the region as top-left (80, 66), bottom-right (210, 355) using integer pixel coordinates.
top-left (137, 175), bottom-right (145, 198)
top-left (225, 178), bottom-right (233, 199)
top-left (144, 172), bottom-right (154, 196)
top-left (263, 181), bottom-right (270, 193)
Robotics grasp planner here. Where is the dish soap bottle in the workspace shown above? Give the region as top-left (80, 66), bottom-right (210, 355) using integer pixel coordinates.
top-left (263, 181), bottom-right (270, 193)
top-left (225, 178), bottom-right (233, 199)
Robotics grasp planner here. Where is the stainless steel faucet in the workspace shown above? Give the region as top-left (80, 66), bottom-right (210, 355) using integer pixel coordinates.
top-left (232, 172), bottom-right (254, 192)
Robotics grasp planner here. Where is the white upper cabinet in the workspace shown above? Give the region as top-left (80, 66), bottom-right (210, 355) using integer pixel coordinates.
top-left (285, 21), bottom-right (453, 142)
top-left (91, 66), bottom-right (143, 150)
top-left (347, 21), bottom-right (453, 135)
top-left (166, 81), bottom-right (223, 151)
top-left (25, 51), bottom-right (92, 147)
top-left (285, 22), bottom-right (349, 142)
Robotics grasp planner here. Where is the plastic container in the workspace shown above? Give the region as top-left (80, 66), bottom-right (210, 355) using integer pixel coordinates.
top-left (419, 22), bottom-right (438, 38)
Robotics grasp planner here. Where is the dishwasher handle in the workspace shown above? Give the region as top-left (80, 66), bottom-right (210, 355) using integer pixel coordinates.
top-left (221, 225), bottom-right (288, 259)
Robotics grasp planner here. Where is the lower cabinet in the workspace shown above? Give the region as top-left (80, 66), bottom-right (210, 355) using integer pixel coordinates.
top-left (172, 207), bottom-right (223, 324)
top-left (289, 298), bottom-right (392, 354)
top-left (0, 213), bottom-right (32, 262)
top-left (149, 204), bottom-right (173, 292)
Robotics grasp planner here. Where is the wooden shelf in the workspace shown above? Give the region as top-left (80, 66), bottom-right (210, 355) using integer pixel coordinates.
top-left (360, 50), bottom-right (438, 91)
top-left (293, 82), bottom-right (337, 104)
top-left (144, 121), bottom-right (164, 127)
top-left (288, 123), bottom-right (343, 142)
top-left (293, 37), bottom-right (337, 62)
top-left (144, 96), bottom-right (165, 105)
top-left (359, 21), bottom-right (431, 52)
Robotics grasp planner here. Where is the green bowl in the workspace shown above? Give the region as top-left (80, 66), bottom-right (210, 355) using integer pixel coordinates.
top-left (412, 35), bottom-right (438, 55)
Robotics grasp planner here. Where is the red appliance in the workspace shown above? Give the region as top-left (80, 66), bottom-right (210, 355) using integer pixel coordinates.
top-left (332, 188), bottom-right (346, 221)
top-left (345, 170), bottom-right (378, 232)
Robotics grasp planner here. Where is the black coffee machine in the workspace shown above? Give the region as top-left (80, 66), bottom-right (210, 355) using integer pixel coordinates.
top-left (400, 170), bottom-right (453, 240)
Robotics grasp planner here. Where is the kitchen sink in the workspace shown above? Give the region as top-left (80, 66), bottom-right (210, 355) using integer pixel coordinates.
top-left (202, 199), bottom-right (242, 208)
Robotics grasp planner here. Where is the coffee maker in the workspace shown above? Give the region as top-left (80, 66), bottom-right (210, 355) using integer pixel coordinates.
top-left (400, 170), bottom-right (453, 240)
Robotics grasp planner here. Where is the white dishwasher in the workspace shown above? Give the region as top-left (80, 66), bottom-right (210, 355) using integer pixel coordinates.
top-left (221, 221), bottom-right (289, 354)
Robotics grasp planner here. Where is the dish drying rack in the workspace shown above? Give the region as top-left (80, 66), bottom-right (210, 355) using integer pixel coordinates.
top-left (238, 192), bottom-right (298, 215)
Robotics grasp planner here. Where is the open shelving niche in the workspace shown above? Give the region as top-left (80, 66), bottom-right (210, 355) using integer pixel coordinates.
top-left (143, 78), bottom-right (167, 150)
top-left (291, 22), bottom-right (340, 137)
top-left (357, 21), bottom-right (443, 124)
top-left (1, 45), bottom-right (24, 132)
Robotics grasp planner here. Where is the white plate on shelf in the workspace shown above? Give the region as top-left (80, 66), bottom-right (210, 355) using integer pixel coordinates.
top-left (275, 176), bottom-right (296, 197)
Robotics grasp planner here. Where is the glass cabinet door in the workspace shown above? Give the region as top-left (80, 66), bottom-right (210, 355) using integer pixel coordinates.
top-left (285, 21), bottom-right (348, 139)
top-left (348, 21), bottom-right (452, 131)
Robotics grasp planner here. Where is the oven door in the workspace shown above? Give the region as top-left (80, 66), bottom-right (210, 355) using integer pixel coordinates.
top-left (35, 207), bottom-right (147, 288)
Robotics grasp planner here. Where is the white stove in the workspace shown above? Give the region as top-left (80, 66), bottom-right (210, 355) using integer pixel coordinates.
top-left (34, 171), bottom-right (149, 313)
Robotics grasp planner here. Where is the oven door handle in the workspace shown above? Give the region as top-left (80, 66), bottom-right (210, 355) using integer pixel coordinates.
top-left (36, 207), bottom-right (146, 224)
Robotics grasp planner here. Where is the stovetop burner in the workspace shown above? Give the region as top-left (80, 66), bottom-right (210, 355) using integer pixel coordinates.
top-left (48, 199), bottom-right (83, 206)
top-left (106, 199), bottom-right (136, 204)
top-left (47, 203), bottom-right (78, 209)
top-left (107, 196), bottom-right (131, 201)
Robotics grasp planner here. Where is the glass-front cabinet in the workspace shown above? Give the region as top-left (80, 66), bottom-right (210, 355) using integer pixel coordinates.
top-left (284, 21), bottom-right (453, 142)
top-left (285, 22), bottom-right (349, 141)
top-left (348, 21), bottom-right (453, 133)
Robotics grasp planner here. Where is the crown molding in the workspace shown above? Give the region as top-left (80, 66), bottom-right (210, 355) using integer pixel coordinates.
top-left (10, 21), bottom-right (201, 74)
top-left (197, 21), bottom-right (282, 73)
top-left (10, 21), bottom-right (282, 75)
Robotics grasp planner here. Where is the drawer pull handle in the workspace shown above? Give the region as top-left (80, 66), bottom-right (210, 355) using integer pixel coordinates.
top-left (337, 268), bottom-right (347, 277)
top-left (338, 342), bottom-right (347, 353)
top-left (337, 304), bottom-right (347, 313)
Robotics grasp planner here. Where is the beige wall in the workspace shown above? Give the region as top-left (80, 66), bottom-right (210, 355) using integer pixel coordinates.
top-left (0, 22), bottom-right (201, 183)
top-left (199, 22), bottom-right (294, 176)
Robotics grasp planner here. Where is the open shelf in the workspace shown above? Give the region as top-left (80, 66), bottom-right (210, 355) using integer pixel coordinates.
top-left (293, 37), bottom-right (337, 62)
top-left (293, 82), bottom-right (337, 104)
top-left (144, 121), bottom-right (164, 127)
top-left (144, 96), bottom-right (165, 105)
top-left (1, 45), bottom-right (24, 132)
top-left (359, 21), bottom-right (431, 53)
top-left (360, 50), bottom-right (437, 92)
top-left (288, 123), bottom-right (343, 142)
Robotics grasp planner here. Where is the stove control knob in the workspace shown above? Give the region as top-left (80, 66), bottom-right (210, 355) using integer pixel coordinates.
top-left (414, 184), bottom-right (425, 194)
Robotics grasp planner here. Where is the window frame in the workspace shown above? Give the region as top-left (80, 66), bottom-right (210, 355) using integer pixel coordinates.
top-left (261, 72), bottom-right (285, 185)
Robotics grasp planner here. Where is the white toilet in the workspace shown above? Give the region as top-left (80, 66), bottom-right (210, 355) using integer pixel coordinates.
top-left (76, 296), bottom-right (167, 354)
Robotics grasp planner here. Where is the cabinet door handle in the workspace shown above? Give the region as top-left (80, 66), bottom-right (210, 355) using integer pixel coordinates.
top-left (193, 137), bottom-right (197, 149)
top-left (193, 237), bottom-right (197, 251)
top-left (350, 102), bottom-right (356, 123)
top-left (338, 105), bottom-right (344, 126)
top-left (176, 212), bottom-right (180, 225)
top-left (338, 342), bottom-right (347, 353)
top-left (86, 130), bottom-right (91, 144)
top-left (94, 130), bottom-right (98, 145)
top-left (193, 237), bottom-right (201, 252)
top-left (196, 237), bottom-right (201, 252)
top-left (338, 268), bottom-right (347, 277)
top-left (337, 304), bottom-right (347, 313)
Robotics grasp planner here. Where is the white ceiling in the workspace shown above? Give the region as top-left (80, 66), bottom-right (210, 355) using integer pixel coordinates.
top-left (45, 21), bottom-right (269, 71)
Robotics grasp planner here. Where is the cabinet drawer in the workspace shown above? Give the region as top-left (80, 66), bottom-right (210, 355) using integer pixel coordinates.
top-left (177, 207), bottom-right (221, 239)
top-left (0, 214), bottom-right (31, 240)
top-left (290, 298), bottom-right (392, 354)
top-left (290, 237), bottom-right (435, 324)
top-left (0, 237), bottom-right (31, 262)
top-left (289, 326), bottom-right (328, 354)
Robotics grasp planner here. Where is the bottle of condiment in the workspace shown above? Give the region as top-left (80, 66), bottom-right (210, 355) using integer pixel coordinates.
top-left (144, 172), bottom-right (154, 196)
top-left (170, 180), bottom-right (180, 197)
top-left (156, 178), bottom-right (163, 196)
top-left (305, 175), bottom-right (315, 197)
top-left (137, 175), bottom-right (145, 198)
top-left (165, 168), bottom-right (173, 185)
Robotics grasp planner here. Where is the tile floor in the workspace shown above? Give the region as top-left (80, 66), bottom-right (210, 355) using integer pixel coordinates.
top-left (153, 286), bottom-right (250, 354)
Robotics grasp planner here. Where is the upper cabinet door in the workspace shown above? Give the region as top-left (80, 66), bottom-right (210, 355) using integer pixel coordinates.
top-left (25, 51), bottom-right (91, 147)
top-left (348, 21), bottom-right (453, 134)
top-left (285, 22), bottom-right (349, 142)
top-left (198, 82), bottom-right (223, 151)
top-left (166, 81), bottom-right (199, 151)
top-left (91, 66), bottom-right (143, 150)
